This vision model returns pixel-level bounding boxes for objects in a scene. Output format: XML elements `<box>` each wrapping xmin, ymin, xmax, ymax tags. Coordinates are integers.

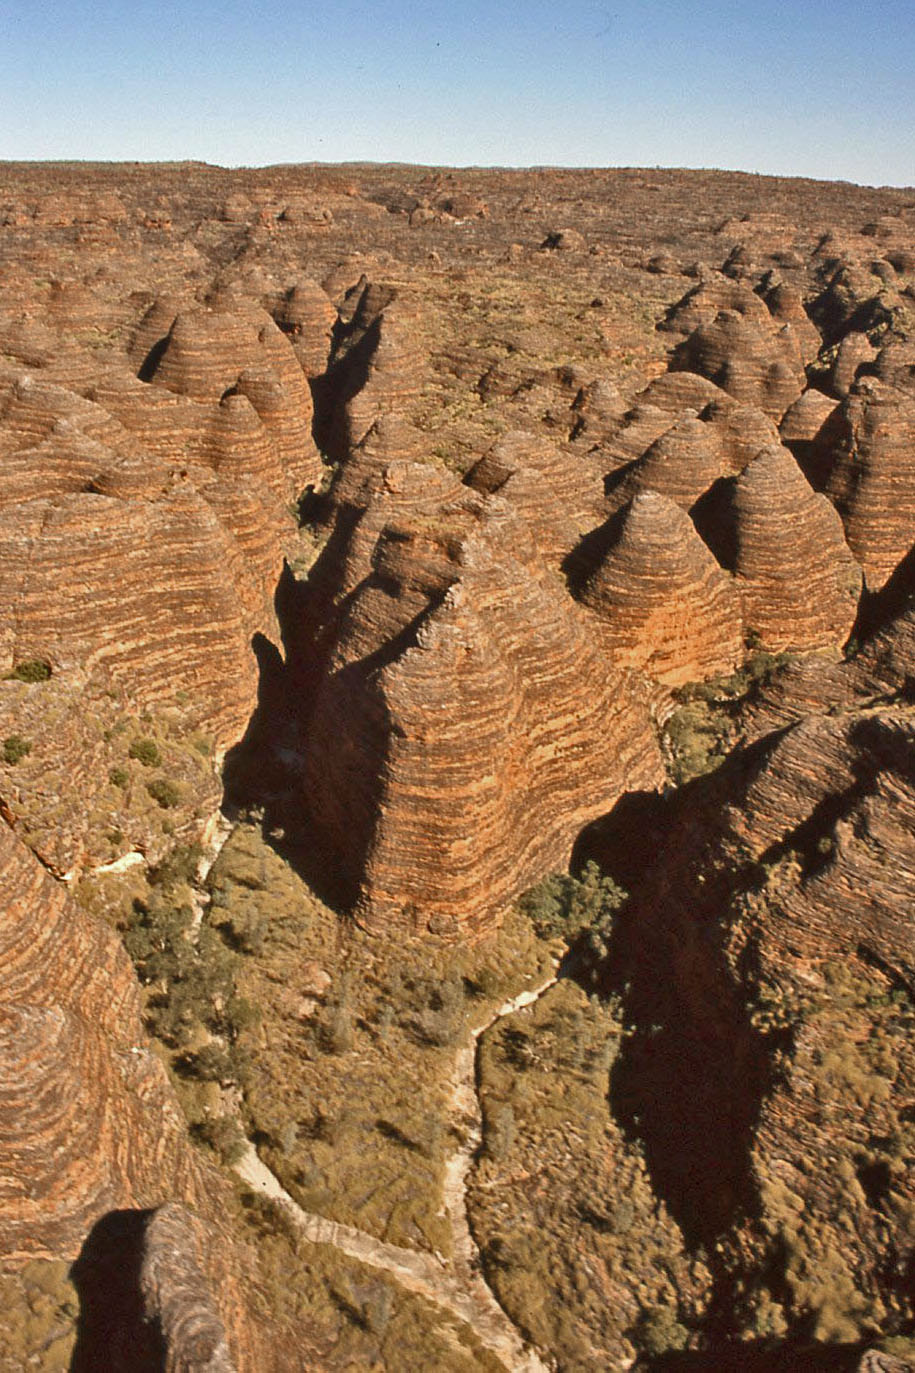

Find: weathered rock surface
<box><xmin>670</xmin><ymin>309</ymin><xmax>807</xmax><ymax>421</ymax></box>
<box><xmin>320</xmin><ymin>280</ymin><xmax>426</xmax><ymax>458</ymax></box>
<box><xmin>723</xmin><ymin>445</ymin><xmax>862</xmax><ymax>651</ymax></box>
<box><xmin>658</xmin><ymin>273</ymin><xmax>773</xmax><ymax>337</ymax></box>
<box><xmin>820</xmin><ymin>378</ymin><xmax>915</xmax><ymax>590</ymax></box>
<box><xmin>581</xmin><ymin>490</ymin><xmax>742</xmax><ymax>686</ymax></box>
<box><xmin>140</xmin><ymin>1205</ymin><xmax>236</xmax><ymax>1373</ymax></box>
<box><xmin>303</xmin><ymin>494</ymin><xmax>664</xmax><ymax>934</ymax></box>
<box><xmin>463</xmin><ymin>428</ymin><xmax>603</xmax><ymax>566</ymax></box>
<box><xmin>758</xmin><ymin>275</ymin><xmax>822</xmax><ymax>363</ymax></box>
<box><xmin>779</xmin><ymin>387</ymin><xmax>842</xmax><ymax>486</ymax></box>
<box><xmin>779</xmin><ymin>387</ymin><xmax>838</xmax><ymax>446</ymax></box>
<box><xmin>828</xmin><ymin>330</ymin><xmax>879</xmax><ymax>398</ymax></box>
<box><xmin>272</xmin><ymin>277</ymin><xmax>337</xmax><ymax>376</ymax></box>
<box><xmin>0</xmin><ymin>490</ymin><xmax>262</xmax><ymax>750</ymax></box>
<box><xmin>0</xmin><ymin>820</ymin><xmax>196</xmax><ymax>1255</ymax></box>
<box><xmin>2</xmin><ymin>158</ymin><xmax>915</xmax><ymax>1370</ymax></box>
<box><xmin>606</xmin><ymin>414</ymin><xmax>727</xmax><ymax>513</ymax></box>
<box><xmin>606</xmin><ymin>706</ymin><xmax>915</xmax><ymax>1343</ymax></box>
<box><xmin>0</xmin><ymin>821</ymin><xmax>258</xmax><ymax>1366</ymax></box>
<box><xmin>142</xmin><ymin>298</ymin><xmax>318</xmax><ymax>494</ymax></box>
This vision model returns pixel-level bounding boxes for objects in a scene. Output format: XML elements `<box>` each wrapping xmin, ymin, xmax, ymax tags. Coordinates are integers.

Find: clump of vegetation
<box><xmin>118</xmin><ymin>846</ymin><xmax>256</xmax><ymax>1079</ymax></box>
<box><xmin>519</xmin><ymin>859</ymin><xmax>626</xmax><ymax>957</ymax></box>
<box><xmin>2</xmin><ymin>734</ymin><xmax>31</xmax><ymax>765</ymax></box>
<box><xmin>146</xmin><ymin>776</ymin><xmax>182</xmax><ymax>809</ymax></box>
<box><xmin>6</xmin><ymin>658</ymin><xmax>51</xmax><ymax>683</ymax></box>
<box><xmin>109</xmin><ymin>765</ymin><xmax>129</xmax><ymax>789</ymax></box>
<box><xmin>663</xmin><ymin>649</ymin><xmax>795</xmax><ymax>784</ymax></box>
<box><xmin>635</xmin><ymin>1304</ymin><xmax>690</xmax><ymax>1356</ymax></box>
<box><xmin>664</xmin><ymin>697</ymin><xmax>732</xmax><ymax>784</ymax></box>
<box><xmin>128</xmin><ymin>735</ymin><xmax>162</xmax><ymax>767</ymax></box>
<box><xmin>190</xmin><ymin>1113</ymin><xmax>247</xmax><ymax>1165</ymax></box>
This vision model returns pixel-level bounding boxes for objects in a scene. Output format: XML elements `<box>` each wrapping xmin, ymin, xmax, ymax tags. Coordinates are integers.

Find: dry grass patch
<box><xmin>470</xmin><ymin>979</ymin><xmax>710</xmax><ymax>1368</ymax></box>
<box><xmin>0</xmin><ymin>1260</ymin><xmax>78</xmax><ymax>1372</ymax></box>
<box><xmin>208</xmin><ymin>821</ymin><xmax>551</xmax><ymax>1255</ymax></box>
<box><xmin>238</xmin><ymin>1189</ymin><xmax>504</xmax><ymax>1372</ymax></box>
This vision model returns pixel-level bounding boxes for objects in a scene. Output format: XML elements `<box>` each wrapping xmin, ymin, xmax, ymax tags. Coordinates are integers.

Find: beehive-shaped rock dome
<box><xmin>582</xmin><ymin>490</ymin><xmax>743</xmax><ymax>686</ymax></box>
<box><xmin>730</xmin><ymin>445</ymin><xmax>862</xmax><ymax>649</ymax></box>
<box><xmin>822</xmin><ymin>379</ymin><xmax>915</xmax><ymax>590</ymax></box>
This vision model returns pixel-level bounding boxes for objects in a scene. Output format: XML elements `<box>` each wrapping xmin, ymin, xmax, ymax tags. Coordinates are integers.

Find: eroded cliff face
<box><xmin>595</xmin><ymin>706</ymin><xmax>915</xmax><ymax>1347</ymax></box>
<box><xmin>0</xmin><ymin>820</ymin><xmax>267</xmax><ymax>1370</ymax></box>
<box><xmin>303</xmin><ymin>492</ymin><xmax>664</xmax><ymax>934</ymax></box>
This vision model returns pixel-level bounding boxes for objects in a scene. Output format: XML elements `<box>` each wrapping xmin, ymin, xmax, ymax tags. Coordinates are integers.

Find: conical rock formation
<box><xmin>671</xmin><ymin>310</ymin><xmax>806</xmax><ymax>421</ymax></box>
<box><xmin>302</xmin><ymin>496</ymin><xmax>664</xmax><ymax>935</ymax></box>
<box><xmin>821</xmin><ymin>378</ymin><xmax>915</xmax><ymax>590</ymax></box>
<box><xmin>582</xmin><ymin>490</ymin><xmax>743</xmax><ymax>686</ymax></box>
<box><xmin>728</xmin><ymin>445</ymin><xmax>862</xmax><ymax>650</ymax></box>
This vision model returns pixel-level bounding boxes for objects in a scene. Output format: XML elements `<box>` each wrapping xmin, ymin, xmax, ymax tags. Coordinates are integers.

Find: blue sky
<box><xmin>1</xmin><ymin>0</ymin><xmax>912</xmax><ymax>185</ymax></box>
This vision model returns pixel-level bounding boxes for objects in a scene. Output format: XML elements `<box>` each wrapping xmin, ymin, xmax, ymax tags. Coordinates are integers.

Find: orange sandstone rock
<box><xmin>303</xmin><ymin>495</ymin><xmax>663</xmax><ymax>935</ymax></box>
<box><xmin>727</xmin><ymin>445</ymin><xmax>862</xmax><ymax>650</ymax></box>
<box><xmin>670</xmin><ymin>309</ymin><xmax>807</xmax><ymax>422</ymax></box>
<box><xmin>581</xmin><ymin>490</ymin><xmax>742</xmax><ymax>686</ymax></box>
<box><xmin>821</xmin><ymin>378</ymin><xmax>915</xmax><ymax>590</ymax></box>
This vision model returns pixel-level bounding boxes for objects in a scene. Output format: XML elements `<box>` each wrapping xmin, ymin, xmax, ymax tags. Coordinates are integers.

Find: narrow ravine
<box><xmin>441</xmin><ymin>968</ymin><xmax>561</xmax><ymax>1289</ymax></box>
<box><xmin>233</xmin><ymin>963</ymin><xmax>563</xmax><ymax>1373</ymax></box>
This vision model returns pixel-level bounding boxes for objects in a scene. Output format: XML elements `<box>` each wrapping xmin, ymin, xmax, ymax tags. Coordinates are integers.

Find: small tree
<box><xmin>2</xmin><ymin>735</ymin><xmax>31</xmax><ymax>765</ymax></box>
<box><xmin>519</xmin><ymin>860</ymin><xmax>626</xmax><ymax>943</ymax></box>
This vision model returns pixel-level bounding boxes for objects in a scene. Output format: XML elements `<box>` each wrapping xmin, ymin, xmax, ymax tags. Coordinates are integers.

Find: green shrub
<box><xmin>146</xmin><ymin>777</ymin><xmax>181</xmax><ymax>809</ymax></box>
<box><xmin>191</xmin><ymin>1114</ymin><xmax>246</xmax><ymax>1164</ymax></box>
<box><xmin>178</xmin><ymin>1043</ymin><xmax>233</xmax><ymax>1082</ymax></box>
<box><xmin>2</xmin><ymin>735</ymin><xmax>31</xmax><ymax>765</ymax></box>
<box><xmin>109</xmin><ymin>766</ymin><xmax>129</xmax><ymax>789</ymax></box>
<box><xmin>635</xmin><ymin>1305</ymin><xmax>689</xmax><ymax>1356</ymax></box>
<box><xmin>7</xmin><ymin>659</ymin><xmax>51</xmax><ymax>683</ymax></box>
<box><xmin>519</xmin><ymin>860</ymin><xmax>626</xmax><ymax>947</ymax></box>
<box><xmin>129</xmin><ymin>736</ymin><xmax>162</xmax><ymax>767</ymax></box>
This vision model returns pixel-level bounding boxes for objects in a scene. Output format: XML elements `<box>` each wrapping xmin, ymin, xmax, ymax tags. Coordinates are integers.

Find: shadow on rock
<box><xmin>572</xmin><ymin>754</ymin><xmax>790</xmax><ymax>1265</ymax></box>
<box><xmin>70</xmin><ymin>1208</ymin><xmax>164</xmax><ymax>1373</ymax></box>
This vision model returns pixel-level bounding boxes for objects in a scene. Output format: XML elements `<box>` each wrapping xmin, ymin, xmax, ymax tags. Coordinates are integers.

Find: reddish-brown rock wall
<box><xmin>611</xmin><ymin>707</ymin><xmax>915</xmax><ymax>1336</ymax></box>
<box><xmin>821</xmin><ymin>378</ymin><xmax>915</xmax><ymax>590</ymax></box>
<box><xmin>581</xmin><ymin>490</ymin><xmax>743</xmax><ymax>686</ymax></box>
<box><xmin>726</xmin><ymin>445</ymin><xmax>862</xmax><ymax>651</ymax></box>
<box><xmin>0</xmin><ymin>491</ymin><xmax>261</xmax><ymax>749</ymax></box>
<box><xmin>670</xmin><ymin>309</ymin><xmax>807</xmax><ymax>421</ymax></box>
<box><xmin>303</xmin><ymin>495</ymin><xmax>664</xmax><ymax>934</ymax></box>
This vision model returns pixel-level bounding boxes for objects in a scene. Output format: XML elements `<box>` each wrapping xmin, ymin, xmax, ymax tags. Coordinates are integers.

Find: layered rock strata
<box><xmin>724</xmin><ymin>445</ymin><xmax>862</xmax><ymax>651</ymax></box>
<box><xmin>827</xmin><ymin>330</ymin><xmax>878</xmax><ymax>398</ymax></box>
<box><xmin>820</xmin><ymin>378</ymin><xmax>915</xmax><ymax>590</ymax></box>
<box><xmin>0</xmin><ymin>823</ymin><xmax>188</xmax><ymax>1244</ymax></box>
<box><xmin>606</xmin><ymin>415</ymin><xmax>726</xmax><ymax>513</ymax></box>
<box><xmin>758</xmin><ymin>276</ymin><xmax>822</xmax><ymax>363</ymax></box>
<box><xmin>272</xmin><ymin>278</ymin><xmax>337</xmax><ymax>377</ymax></box>
<box><xmin>612</xmin><ymin>708</ymin><xmax>915</xmax><ymax>1338</ymax></box>
<box><xmin>302</xmin><ymin>494</ymin><xmax>664</xmax><ymax>934</ymax></box>
<box><xmin>0</xmin><ymin>491</ymin><xmax>261</xmax><ymax>749</ymax></box>
<box><xmin>320</xmin><ymin>281</ymin><xmax>426</xmax><ymax>458</ymax></box>
<box><xmin>142</xmin><ymin>299</ymin><xmax>318</xmax><ymax>494</ymax></box>
<box><xmin>659</xmin><ymin>274</ymin><xmax>773</xmax><ymax>337</ymax></box>
<box><xmin>463</xmin><ymin>428</ymin><xmax>604</xmax><ymax>566</ymax></box>
<box><xmin>581</xmin><ymin>491</ymin><xmax>743</xmax><ymax>686</ymax></box>
<box><xmin>0</xmin><ymin>821</ymin><xmax>261</xmax><ymax>1365</ymax></box>
<box><xmin>670</xmin><ymin>309</ymin><xmax>807</xmax><ymax>421</ymax></box>
<box><xmin>139</xmin><ymin>1205</ymin><xmax>236</xmax><ymax>1373</ymax></box>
